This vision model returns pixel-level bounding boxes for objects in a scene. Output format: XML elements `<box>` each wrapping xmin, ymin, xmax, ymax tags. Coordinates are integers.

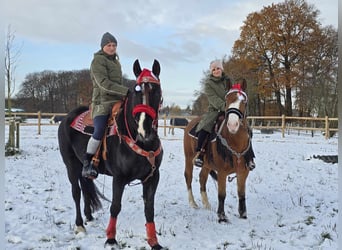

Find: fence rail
<box><xmin>5</xmin><ymin>112</ymin><xmax>338</xmax><ymax>139</ymax></box>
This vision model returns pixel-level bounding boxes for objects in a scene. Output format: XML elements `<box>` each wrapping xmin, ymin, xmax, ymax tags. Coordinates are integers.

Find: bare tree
<box><xmin>5</xmin><ymin>25</ymin><xmax>22</xmax><ymax>154</ymax></box>
<box><xmin>5</xmin><ymin>25</ymin><xmax>22</xmax><ymax>113</ymax></box>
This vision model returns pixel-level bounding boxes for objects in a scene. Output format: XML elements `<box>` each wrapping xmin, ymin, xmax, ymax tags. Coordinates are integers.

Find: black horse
<box><xmin>58</xmin><ymin>59</ymin><xmax>164</xmax><ymax>249</ymax></box>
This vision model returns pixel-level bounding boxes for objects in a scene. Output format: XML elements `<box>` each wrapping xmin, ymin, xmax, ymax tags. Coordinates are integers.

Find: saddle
<box><xmin>188</xmin><ymin>113</ymin><xmax>225</xmax><ymax>142</ymax></box>
<box><xmin>70</xmin><ymin>101</ymin><xmax>123</xmax><ymax>167</ymax></box>
<box><xmin>70</xmin><ymin>101</ymin><xmax>122</xmax><ymax>136</ymax></box>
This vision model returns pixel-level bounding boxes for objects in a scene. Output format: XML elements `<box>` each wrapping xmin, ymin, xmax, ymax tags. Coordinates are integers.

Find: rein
<box><xmin>217</xmin><ymin>117</ymin><xmax>251</xmax><ymax>166</ymax></box>
<box><xmin>217</xmin><ymin>132</ymin><xmax>251</xmax><ymax>164</ymax></box>
<box><xmin>122</xmin><ymin>135</ymin><xmax>162</xmax><ymax>185</ymax></box>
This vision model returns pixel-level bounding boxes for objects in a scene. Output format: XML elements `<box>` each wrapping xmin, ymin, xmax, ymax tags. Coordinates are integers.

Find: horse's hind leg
<box><xmin>65</xmin><ymin>162</ymin><xmax>86</xmax><ymax>233</ymax></box>
<box><xmin>184</xmin><ymin>155</ymin><xmax>198</xmax><ymax>208</ymax></box>
<box><xmin>105</xmin><ymin>179</ymin><xmax>125</xmax><ymax>247</ymax></box>
<box><xmin>199</xmin><ymin>166</ymin><xmax>211</xmax><ymax>210</ymax></box>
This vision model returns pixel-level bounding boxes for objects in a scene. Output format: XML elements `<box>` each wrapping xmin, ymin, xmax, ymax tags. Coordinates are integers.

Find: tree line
<box><xmin>192</xmin><ymin>0</ymin><xmax>337</xmax><ymax>118</ymax></box>
<box><xmin>10</xmin><ymin>0</ymin><xmax>337</xmax><ymax>119</ymax></box>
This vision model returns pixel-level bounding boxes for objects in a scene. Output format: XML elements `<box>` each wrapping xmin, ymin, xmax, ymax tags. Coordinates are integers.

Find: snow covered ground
<box><xmin>5</xmin><ymin>122</ymin><xmax>338</xmax><ymax>249</ymax></box>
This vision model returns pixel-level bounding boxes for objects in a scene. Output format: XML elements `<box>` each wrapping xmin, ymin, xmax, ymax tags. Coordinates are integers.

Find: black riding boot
<box><xmin>193</xmin><ymin>130</ymin><xmax>209</xmax><ymax>167</ymax></box>
<box><xmin>82</xmin><ymin>153</ymin><xmax>98</xmax><ymax>179</ymax></box>
<box><xmin>245</xmin><ymin>142</ymin><xmax>256</xmax><ymax>171</ymax></box>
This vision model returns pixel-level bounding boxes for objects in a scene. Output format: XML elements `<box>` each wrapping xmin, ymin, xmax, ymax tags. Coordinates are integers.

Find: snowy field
<box><xmin>5</xmin><ymin>122</ymin><xmax>338</xmax><ymax>250</ymax></box>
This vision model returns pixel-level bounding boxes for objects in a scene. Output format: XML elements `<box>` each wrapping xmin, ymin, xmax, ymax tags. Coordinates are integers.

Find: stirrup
<box><xmin>192</xmin><ymin>152</ymin><xmax>204</xmax><ymax>167</ymax></box>
<box><xmin>82</xmin><ymin>161</ymin><xmax>98</xmax><ymax>179</ymax></box>
<box><xmin>194</xmin><ymin>158</ymin><xmax>203</xmax><ymax>167</ymax></box>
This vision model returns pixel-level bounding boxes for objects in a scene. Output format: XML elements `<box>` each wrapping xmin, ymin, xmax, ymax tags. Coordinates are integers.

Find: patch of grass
<box><xmin>304</xmin><ymin>215</ymin><xmax>315</xmax><ymax>225</ymax></box>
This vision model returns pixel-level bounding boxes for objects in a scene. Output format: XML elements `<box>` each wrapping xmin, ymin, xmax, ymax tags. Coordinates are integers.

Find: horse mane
<box><xmin>208</xmin><ymin>135</ymin><xmax>234</xmax><ymax>167</ymax></box>
<box><xmin>217</xmin><ymin>135</ymin><xmax>234</xmax><ymax>166</ymax></box>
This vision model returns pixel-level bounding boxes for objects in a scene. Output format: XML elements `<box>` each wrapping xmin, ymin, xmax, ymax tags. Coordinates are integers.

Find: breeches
<box><xmin>92</xmin><ymin>114</ymin><xmax>109</xmax><ymax>140</ymax></box>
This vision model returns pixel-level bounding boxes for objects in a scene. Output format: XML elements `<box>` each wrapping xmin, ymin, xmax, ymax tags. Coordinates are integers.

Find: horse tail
<box><xmin>80</xmin><ymin>178</ymin><xmax>102</xmax><ymax>212</ymax></box>
<box><xmin>209</xmin><ymin>170</ymin><xmax>218</xmax><ymax>181</ymax></box>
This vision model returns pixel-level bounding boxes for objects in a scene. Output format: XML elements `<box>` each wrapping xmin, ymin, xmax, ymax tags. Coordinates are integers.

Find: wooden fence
<box><xmin>5</xmin><ymin>112</ymin><xmax>338</xmax><ymax>139</ymax></box>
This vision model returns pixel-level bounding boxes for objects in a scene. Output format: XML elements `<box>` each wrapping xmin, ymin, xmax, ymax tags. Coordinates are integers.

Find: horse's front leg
<box><xmin>236</xmin><ymin>163</ymin><xmax>249</xmax><ymax>219</ymax></box>
<box><xmin>105</xmin><ymin>178</ymin><xmax>125</xmax><ymax>247</ymax></box>
<box><xmin>217</xmin><ymin>172</ymin><xmax>228</xmax><ymax>223</ymax></box>
<box><xmin>143</xmin><ymin>171</ymin><xmax>164</xmax><ymax>250</ymax></box>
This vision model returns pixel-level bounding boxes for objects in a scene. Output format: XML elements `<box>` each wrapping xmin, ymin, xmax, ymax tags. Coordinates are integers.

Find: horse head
<box><xmin>124</xmin><ymin>59</ymin><xmax>162</xmax><ymax>142</ymax></box>
<box><xmin>224</xmin><ymin>79</ymin><xmax>248</xmax><ymax>134</ymax></box>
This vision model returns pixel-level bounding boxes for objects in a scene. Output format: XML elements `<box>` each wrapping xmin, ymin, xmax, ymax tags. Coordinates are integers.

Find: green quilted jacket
<box><xmin>90</xmin><ymin>50</ymin><xmax>129</xmax><ymax>118</ymax></box>
<box><xmin>196</xmin><ymin>74</ymin><xmax>229</xmax><ymax>133</ymax></box>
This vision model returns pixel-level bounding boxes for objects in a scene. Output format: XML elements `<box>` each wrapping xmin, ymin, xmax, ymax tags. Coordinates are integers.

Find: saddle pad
<box><xmin>70</xmin><ymin>110</ymin><xmax>117</xmax><ymax>136</ymax></box>
<box><xmin>188</xmin><ymin>122</ymin><xmax>216</xmax><ymax>142</ymax></box>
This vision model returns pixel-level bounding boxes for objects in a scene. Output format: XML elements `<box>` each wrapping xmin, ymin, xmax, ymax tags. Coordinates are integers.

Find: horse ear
<box><xmin>133</xmin><ymin>59</ymin><xmax>142</xmax><ymax>77</ymax></box>
<box><xmin>226</xmin><ymin>78</ymin><xmax>232</xmax><ymax>90</ymax></box>
<box><xmin>152</xmin><ymin>59</ymin><xmax>160</xmax><ymax>78</ymax></box>
<box><xmin>241</xmin><ymin>79</ymin><xmax>247</xmax><ymax>91</ymax></box>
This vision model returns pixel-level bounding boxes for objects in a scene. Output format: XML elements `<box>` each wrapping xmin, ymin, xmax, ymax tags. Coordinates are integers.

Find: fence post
<box><xmin>163</xmin><ymin>114</ymin><xmax>167</xmax><ymax>137</ymax></box>
<box><xmin>281</xmin><ymin>115</ymin><xmax>285</xmax><ymax>138</ymax></box>
<box><xmin>325</xmin><ymin>116</ymin><xmax>329</xmax><ymax>139</ymax></box>
<box><xmin>16</xmin><ymin>122</ymin><xmax>20</xmax><ymax>148</ymax></box>
<box><xmin>8</xmin><ymin>120</ymin><xmax>15</xmax><ymax>148</ymax></box>
<box><xmin>38</xmin><ymin>111</ymin><xmax>41</xmax><ymax>135</ymax></box>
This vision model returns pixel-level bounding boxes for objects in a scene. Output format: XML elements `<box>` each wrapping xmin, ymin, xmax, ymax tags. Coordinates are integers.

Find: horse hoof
<box><xmin>74</xmin><ymin>225</ymin><xmax>86</xmax><ymax>234</ymax></box>
<box><xmin>189</xmin><ymin>201</ymin><xmax>199</xmax><ymax>209</ymax></box>
<box><xmin>151</xmin><ymin>244</ymin><xmax>164</xmax><ymax>250</ymax></box>
<box><xmin>240</xmin><ymin>213</ymin><xmax>247</xmax><ymax>219</ymax></box>
<box><xmin>203</xmin><ymin>203</ymin><xmax>211</xmax><ymax>210</ymax></box>
<box><xmin>218</xmin><ymin>214</ymin><xmax>228</xmax><ymax>223</ymax></box>
<box><xmin>104</xmin><ymin>238</ymin><xmax>119</xmax><ymax>248</ymax></box>
<box><xmin>218</xmin><ymin>217</ymin><xmax>228</xmax><ymax>223</ymax></box>
<box><xmin>239</xmin><ymin>209</ymin><xmax>247</xmax><ymax>219</ymax></box>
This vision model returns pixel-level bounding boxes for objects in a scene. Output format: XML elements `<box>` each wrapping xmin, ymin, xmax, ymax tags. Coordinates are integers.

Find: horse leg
<box><xmin>199</xmin><ymin>166</ymin><xmax>211</xmax><ymax>209</ymax></box>
<box><xmin>216</xmin><ymin>172</ymin><xmax>228</xmax><ymax>223</ymax></box>
<box><xmin>65</xmin><ymin>161</ymin><xmax>86</xmax><ymax>233</ymax></box>
<box><xmin>143</xmin><ymin>172</ymin><xmax>163</xmax><ymax>250</ymax></box>
<box><xmin>105</xmin><ymin>179</ymin><xmax>125</xmax><ymax>246</ymax></box>
<box><xmin>79</xmin><ymin>178</ymin><xmax>95</xmax><ymax>222</ymax></box>
<box><xmin>184</xmin><ymin>154</ymin><xmax>198</xmax><ymax>208</ymax></box>
<box><xmin>236</xmin><ymin>164</ymin><xmax>249</xmax><ymax>219</ymax></box>
<box><xmin>70</xmin><ymin>180</ymin><xmax>85</xmax><ymax>233</ymax></box>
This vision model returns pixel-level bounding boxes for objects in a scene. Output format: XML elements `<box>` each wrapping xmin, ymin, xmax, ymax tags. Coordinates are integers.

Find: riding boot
<box><xmin>247</xmin><ymin>159</ymin><xmax>256</xmax><ymax>171</ymax></box>
<box><xmin>82</xmin><ymin>153</ymin><xmax>98</xmax><ymax>179</ymax></box>
<box><xmin>82</xmin><ymin>137</ymin><xmax>101</xmax><ymax>179</ymax></box>
<box><xmin>193</xmin><ymin>130</ymin><xmax>209</xmax><ymax>167</ymax></box>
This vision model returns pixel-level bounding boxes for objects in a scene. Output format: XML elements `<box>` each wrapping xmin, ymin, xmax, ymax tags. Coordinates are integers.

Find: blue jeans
<box><xmin>92</xmin><ymin>115</ymin><xmax>109</xmax><ymax>140</ymax></box>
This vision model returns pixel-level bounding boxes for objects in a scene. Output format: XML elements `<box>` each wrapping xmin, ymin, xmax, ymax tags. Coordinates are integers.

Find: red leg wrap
<box><xmin>106</xmin><ymin>217</ymin><xmax>117</xmax><ymax>239</ymax></box>
<box><xmin>146</xmin><ymin>222</ymin><xmax>159</xmax><ymax>246</ymax></box>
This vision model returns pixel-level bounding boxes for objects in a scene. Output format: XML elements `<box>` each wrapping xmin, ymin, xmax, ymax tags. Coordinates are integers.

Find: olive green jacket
<box><xmin>196</xmin><ymin>74</ymin><xmax>229</xmax><ymax>133</ymax></box>
<box><xmin>90</xmin><ymin>50</ymin><xmax>129</xmax><ymax>118</ymax></box>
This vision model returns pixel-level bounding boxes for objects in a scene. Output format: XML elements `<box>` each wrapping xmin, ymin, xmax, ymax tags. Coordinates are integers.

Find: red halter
<box><xmin>136</xmin><ymin>68</ymin><xmax>160</xmax><ymax>85</ymax></box>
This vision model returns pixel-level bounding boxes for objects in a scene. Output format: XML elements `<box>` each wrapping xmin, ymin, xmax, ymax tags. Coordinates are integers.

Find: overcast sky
<box><xmin>4</xmin><ymin>0</ymin><xmax>338</xmax><ymax>109</ymax></box>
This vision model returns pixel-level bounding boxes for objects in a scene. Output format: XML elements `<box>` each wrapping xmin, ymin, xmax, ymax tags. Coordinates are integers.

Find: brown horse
<box><xmin>183</xmin><ymin>79</ymin><xmax>252</xmax><ymax>222</ymax></box>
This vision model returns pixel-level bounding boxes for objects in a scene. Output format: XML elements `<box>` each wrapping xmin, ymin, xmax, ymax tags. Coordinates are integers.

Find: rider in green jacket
<box><xmin>193</xmin><ymin>59</ymin><xmax>228</xmax><ymax>167</ymax></box>
<box><xmin>82</xmin><ymin>32</ymin><xmax>129</xmax><ymax>179</ymax></box>
<box><xmin>193</xmin><ymin>59</ymin><xmax>256</xmax><ymax>170</ymax></box>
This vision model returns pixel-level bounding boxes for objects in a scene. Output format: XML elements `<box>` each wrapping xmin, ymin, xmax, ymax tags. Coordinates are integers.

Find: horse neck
<box><xmin>116</xmin><ymin>105</ymin><xmax>159</xmax><ymax>150</ymax></box>
<box><xmin>223</xmin><ymin>121</ymin><xmax>249</xmax><ymax>152</ymax></box>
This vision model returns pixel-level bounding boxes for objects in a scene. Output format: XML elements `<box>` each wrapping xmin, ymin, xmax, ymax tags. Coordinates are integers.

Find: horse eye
<box><xmin>135</xmin><ymin>85</ymin><xmax>142</xmax><ymax>92</ymax></box>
